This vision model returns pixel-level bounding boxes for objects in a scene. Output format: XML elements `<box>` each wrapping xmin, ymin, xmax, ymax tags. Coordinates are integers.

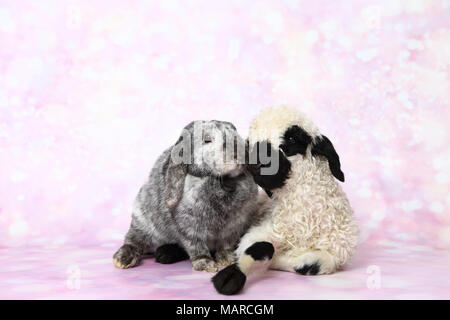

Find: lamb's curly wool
<box><xmin>212</xmin><ymin>106</ymin><xmax>359</xmax><ymax>295</ymax></box>
<box><xmin>248</xmin><ymin>106</ymin><xmax>321</xmax><ymax>148</ymax></box>
<box><xmin>270</xmin><ymin>155</ymin><xmax>358</xmax><ymax>268</ymax></box>
<box><xmin>249</xmin><ymin>105</ymin><xmax>358</xmax><ymax>270</ymax></box>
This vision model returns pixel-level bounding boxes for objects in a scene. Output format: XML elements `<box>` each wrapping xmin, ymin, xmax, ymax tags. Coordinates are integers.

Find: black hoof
<box><xmin>212</xmin><ymin>264</ymin><xmax>246</xmax><ymax>295</ymax></box>
<box><xmin>155</xmin><ymin>244</ymin><xmax>189</xmax><ymax>264</ymax></box>
<box><xmin>294</xmin><ymin>262</ymin><xmax>320</xmax><ymax>275</ymax></box>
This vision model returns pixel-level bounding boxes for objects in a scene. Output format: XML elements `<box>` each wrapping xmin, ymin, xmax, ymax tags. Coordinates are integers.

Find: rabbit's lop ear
<box><xmin>164</xmin><ymin>136</ymin><xmax>190</xmax><ymax>209</ymax></box>
<box><xmin>311</xmin><ymin>135</ymin><xmax>345</xmax><ymax>182</ymax></box>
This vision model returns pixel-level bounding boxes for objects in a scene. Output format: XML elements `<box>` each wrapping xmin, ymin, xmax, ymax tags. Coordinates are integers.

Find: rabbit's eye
<box><xmin>288</xmin><ymin>136</ymin><xmax>296</xmax><ymax>144</ymax></box>
<box><xmin>204</xmin><ymin>134</ymin><xmax>213</xmax><ymax>144</ymax></box>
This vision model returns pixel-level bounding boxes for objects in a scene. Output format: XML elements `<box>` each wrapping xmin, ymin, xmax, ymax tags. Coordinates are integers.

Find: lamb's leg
<box><xmin>212</xmin><ymin>221</ymin><xmax>274</xmax><ymax>295</ymax></box>
<box><xmin>270</xmin><ymin>250</ymin><xmax>337</xmax><ymax>275</ymax></box>
<box><xmin>113</xmin><ymin>224</ymin><xmax>149</xmax><ymax>269</ymax></box>
<box><xmin>270</xmin><ymin>222</ymin><xmax>358</xmax><ymax>275</ymax></box>
<box><xmin>212</xmin><ymin>241</ymin><xmax>274</xmax><ymax>295</ymax></box>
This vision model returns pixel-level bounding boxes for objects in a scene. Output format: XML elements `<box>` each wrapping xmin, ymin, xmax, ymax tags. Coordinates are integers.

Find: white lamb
<box><xmin>212</xmin><ymin>106</ymin><xmax>359</xmax><ymax>295</ymax></box>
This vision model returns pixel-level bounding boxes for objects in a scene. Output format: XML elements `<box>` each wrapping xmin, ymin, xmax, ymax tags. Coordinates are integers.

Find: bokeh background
<box><xmin>0</xmin><ymin>0</ymin><xmax>449</xmax><ymax>299</ymax></box>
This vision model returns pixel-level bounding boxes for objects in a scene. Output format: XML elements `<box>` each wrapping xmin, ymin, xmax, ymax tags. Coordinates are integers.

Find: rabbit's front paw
<box><xmin>113</xmin><ymin>244</ymin><xmax>142</xmax><ymax>269</ymax></box>
<box><xmin>215</xmin><ymin>250</ymin><xmax>235</xmax><ymax>267</ymax></box>
<box><xmin>192</xmin><ymin>258</ymin><xmax>219</xmax><ymax>273</ymax></box>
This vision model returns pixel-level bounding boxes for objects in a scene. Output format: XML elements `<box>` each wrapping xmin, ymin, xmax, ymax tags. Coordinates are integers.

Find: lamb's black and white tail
<box><xmin>212</xmin><ymin>241</ymin><xmax>274</xmax><ymax>295</ymax></box>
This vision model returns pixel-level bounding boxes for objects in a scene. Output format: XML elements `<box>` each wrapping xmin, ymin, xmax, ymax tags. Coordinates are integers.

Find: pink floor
<box><xmin>1</xmin><ymin>0</ymin><xmax>449</xmax><ymax>300</ymax></box>
<box><xmin>1</xmin><ymin>241</ymin><xmax>449</xmax><ymax>300</ymax></box>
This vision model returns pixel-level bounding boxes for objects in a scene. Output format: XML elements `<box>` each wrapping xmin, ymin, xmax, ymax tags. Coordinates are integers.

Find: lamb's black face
<box><xmin>247</xmin><ymin>141</ymin><xmax>291</xmax><ymax>197</ymax></box>
<box><xmin>247</xmin><ymin>125</ymin><xmax>313</xmax><ymax>195</ymax></box>
<box><xmin>247</xmin><ymin>124</ymin><xmax>345</xmax><ymax>195</ymax></box>
<box><xmin>279</xmin><ymin>125</ymin><xmax>312</xmax><ymax>157</ymax></box>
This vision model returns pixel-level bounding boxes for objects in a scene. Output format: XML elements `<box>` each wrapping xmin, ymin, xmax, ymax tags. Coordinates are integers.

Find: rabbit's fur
<box><xmin>113</xmin><ymin>120</ymin><xmax>258</xmax><ymax>272</ymax></box>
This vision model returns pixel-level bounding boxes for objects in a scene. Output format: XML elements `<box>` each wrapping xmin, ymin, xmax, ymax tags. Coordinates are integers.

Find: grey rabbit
<box><xmin>113</xmin><ymin>120</ymin><xmax>258</xmax><ymax>272</ymax></box>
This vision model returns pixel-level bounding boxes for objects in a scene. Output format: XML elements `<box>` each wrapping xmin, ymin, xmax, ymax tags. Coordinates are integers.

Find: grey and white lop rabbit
<box><xmin>113</xmin><ymin>120</ymin><xmax>258</xmax><ymax>272</ymax></box>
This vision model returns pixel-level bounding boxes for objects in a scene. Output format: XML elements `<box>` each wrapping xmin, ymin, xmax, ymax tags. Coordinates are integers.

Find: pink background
<box><xmin>0</xmin><ymin>0</ymin><xmax>449</xmax><ymax>299</ymax></box>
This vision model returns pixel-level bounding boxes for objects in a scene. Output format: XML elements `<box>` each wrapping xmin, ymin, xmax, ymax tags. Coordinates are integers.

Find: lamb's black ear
<box><xmin>311</xmin><ymin>135</ymin><xmax>345</xmax><ymax>182</ymax></box>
